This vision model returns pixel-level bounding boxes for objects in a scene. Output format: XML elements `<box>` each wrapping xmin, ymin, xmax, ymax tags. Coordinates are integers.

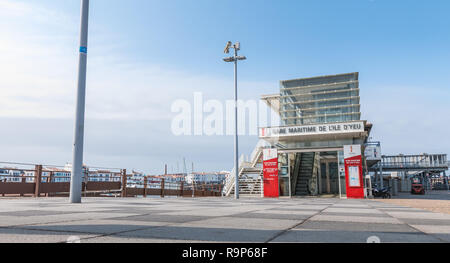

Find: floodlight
<box><xmin>234</xmin><ymin>42</ymin><xmax>240</xmax><ymax>51</ymax></box>
<box><xmin>224</xmin><ymin>41</ymin><xmax>232</xmax><ymax>54</ymax></box>
<box><xmin>223</xmin><ymin>57</ymin><xmax>235</xmax><ymax>62</ymax></box>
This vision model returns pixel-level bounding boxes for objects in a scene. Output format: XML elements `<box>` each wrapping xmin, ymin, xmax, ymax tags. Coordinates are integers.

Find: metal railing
<box><xmin>223</xmin><ymin>140</ymin><xmax>267</xmax><ymax>196</ymax></box>
<box><xmin>373</xmin><ymin>154</ymin><xmax>448</xmax><ymax>171</ymax></box>
<box><xmin>223</xmin><ymin>154</ymin><xmax>246</xmax><ymax>197</ymax></box>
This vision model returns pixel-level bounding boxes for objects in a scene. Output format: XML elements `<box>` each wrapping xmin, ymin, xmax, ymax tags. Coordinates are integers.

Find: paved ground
<box><xmin>0</xmin><ymin>196</ymin><xmax>449</xmax><ymax>243</ymax></box>
<box><xmin>378</xmin><ymin>191</ymin><xmax>450</xmax><ymax>214</ymax></box>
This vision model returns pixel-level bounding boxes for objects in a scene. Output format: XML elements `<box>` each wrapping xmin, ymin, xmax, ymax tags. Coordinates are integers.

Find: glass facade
<box><xmin>262</xmin><ymin>73</ymin><xmax>370</xmax><ymax>198</ymax></box>
<box><xmin>280</xmin><ymin>73</ymin><xmax>360</xmax><ymax>126</ymax></box>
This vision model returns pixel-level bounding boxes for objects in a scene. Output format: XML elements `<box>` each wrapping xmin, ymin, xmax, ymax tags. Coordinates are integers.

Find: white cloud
<box><xmin>0</xmin><ymin>1</ymin><xmax>273</xmax><ymax>172</ymax></box>
<box><xmin>0</xmin><ymin>0</ymin><xmax>76</xmax><ymax>28</ymax></box>
<box><xmin>0</xmin><ymin>0</ymin><xmax>273</xmax><ymax>121</ymax></box>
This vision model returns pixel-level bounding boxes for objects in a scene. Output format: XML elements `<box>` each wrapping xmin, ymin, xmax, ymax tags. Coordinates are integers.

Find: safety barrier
<box><xmin>0</xmin><ymin>163</ymin><xmax>222</xmax><ymax>198</ymax></box>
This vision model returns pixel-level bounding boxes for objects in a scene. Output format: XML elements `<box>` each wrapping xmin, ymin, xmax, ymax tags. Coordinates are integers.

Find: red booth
<box><xmin>263</xmin><ymin>148</ymin><xmax>279</xmax><ymax>198</ymax></box>
<box><xmin>344</xmin><ymin>145</ymin><xmax>365</xmax><ymax>199</ymax></box>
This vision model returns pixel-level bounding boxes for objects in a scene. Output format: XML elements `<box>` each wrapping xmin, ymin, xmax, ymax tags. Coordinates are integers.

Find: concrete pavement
<box><xmin>0</xmin><ymin>197</ymin><xmax>448</xmax><ymax>243</ymax></box>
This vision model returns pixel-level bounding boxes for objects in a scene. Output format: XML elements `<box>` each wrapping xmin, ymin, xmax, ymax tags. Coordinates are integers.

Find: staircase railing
<box><xmin>223</xmin><ymin>140</ymin><xmax>268</xmax><ymax>196</ymax></box>
<box><xmin>223</xmin><ymin>154</ymin><xmax>246</xmax><ymax>196</ymax></box>
<box><xmin>250</xmin><ymin>140</ymin><xmax>269</xmax><ymax>167</ymax></box>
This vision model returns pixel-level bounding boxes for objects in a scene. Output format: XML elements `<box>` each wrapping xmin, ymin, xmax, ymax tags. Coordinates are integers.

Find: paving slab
<box><xmin>382</xmin><ymin>211</ymin><xmax>450</xmax><ymax>220</ymax></box>
<box><xmin>231</xmin><ymin>212</ymin><xmax>312</xmax><ymax>221</ymax></box>
<box><xmin>0</xmin><ymin>227</ymin><xmax>97</xmax><ymax>243</ymax></box>
<box><xmin>270</xmin><ymin>229</ymin><xmax>442</xmax><ymax>243</ymax></box>
<box><xmin>323</xmin><ymin>207</ymin><xmax>384</xmax><ymax>214</ymax></box>
<box><xmin>409</xmin><ymin>225</ymin><xmax>450</xmax><ymax>242</ymax></box>
<box><xmin>110</xmin><ymin>214</ymin><xmax>214</xmax><ymax>224</ymax></box>
<box><xmin>0</xmin><ymin>212</ymin><xmax>141</xmax><ymax>227</ymax></box>
<box><xmin>308</xmin><ymin>214</ymin><xmax>404</xmax><ymax>224</ymax></box>
<box><xmin>294</xmin><ymin>221</ymin><xmax>420</xmax><ymax>233</ymax></box>
<box><xmin>114</xmin><ymin>225</ymin><xmax>283</xmax><ymax>243</ymax></box>
<box><xmin>0</xmin><ymin>197</ymin><xmax>448</xmax><ymax>243</ymax></box>
<box><xmin>83</xmin><ymin>236</ymin><xmax>216</xmax><ymax>243</ymax></box>
<box><xmin>13</xmin><ymin>219</ymin><xmax>167</xmax><ymax>235</ymax></box>
<box><xmin>178</xmin><ymin>217</ymin><xmax>300</xmax><ymax>231</ymax></box>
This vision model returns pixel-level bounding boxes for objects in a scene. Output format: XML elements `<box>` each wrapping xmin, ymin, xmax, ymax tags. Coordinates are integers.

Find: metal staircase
<box><xmin>223</xmin><ymin>140</ymin><xmax>268</xmax><ymax>197</ymax></box>
<box><xmin>294</xmin><ymin>152</ymin><xmax>315</xmax><ymax>196</ymax></box>
<box><xmin>229</xmin><ymin>169</ymin><xmax>263</xmax><ymax>196</ymax></box>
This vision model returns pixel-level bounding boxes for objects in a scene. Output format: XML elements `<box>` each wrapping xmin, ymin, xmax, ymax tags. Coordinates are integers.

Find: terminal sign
<box><xmin>263</xmin><ymin>149</ymin><xmax>279</xmax><ymax>198</ymax></box>
<box><xmin>344</xmin><ymin>145</ymin><xmax>365</xmax><ymax>199</ymax></box>
<box><xmin>365</xmin><ymin>144</ymin><xmax>382</xmax><ymax>161</ymax></box>
<box><xmin>260</xmin><ymin>121</ymin><xmax>365</xmax><ymax>138</ymax></box>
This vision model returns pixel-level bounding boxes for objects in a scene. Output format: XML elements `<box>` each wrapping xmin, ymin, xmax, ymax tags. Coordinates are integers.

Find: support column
<box><xmin>34</xmin><ymin>165</ymin><xmax>42</xmax><ymax>198</ymax></box>
<box><xmin>161</xmin><ymin>179</ymin><xmax>165</xmax><ymax>198</ymax></box>
<box><xmin>143</xmin><ymin>176</ymin><xmax>148</xmax><ymax>198</ymax></box>
<box><xmin>326</xmin><ymin>162</ymin><xmax>331</xmax><ymax>194</ymax></box>
<box><xmin>121</xmin><ymin>169</ymin><xmax>127</xmax><ymax>198</ymax></box>
<box><xmin>47</xmin><ymin>172</ymin><xmax>53</xmax><ymax>197</ymax></box>
<box><xmin>379</xmin><ymin>163</ymin><xmax>384</xmax><ymax>188</ymax></box>
<box><xmin>444</xmin><ymin>171</ymin><xmax>449</xmax><ymax>191</ymax></box>
<box><xmin>318</xmin><ymin>158</ymin><xmax>322</xmax><ymax>195</ymax></box>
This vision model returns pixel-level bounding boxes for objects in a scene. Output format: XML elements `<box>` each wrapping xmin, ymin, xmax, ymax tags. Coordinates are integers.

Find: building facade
<box><xmin>186</xmin><ymin>172</ymin><xmax>228</xmax><ymax>184</ymax></box>
<box><xmin>259</xmin><ymin>73</ymin><xmax>372</xmax><ymax>198</ymax></box>
<box><xmin>0</xmin><ymin>168</ymin><xmax>24</xmax><ymax>182</ymax></box>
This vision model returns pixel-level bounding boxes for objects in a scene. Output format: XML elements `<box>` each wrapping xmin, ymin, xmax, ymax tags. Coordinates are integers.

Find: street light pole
<box><xmin>233</xmin><ymin>48</ymin><xmax>239</xmax><ymax>200</ymax></box>
<box><xmin>70</xmin><ymin>0</ymin><xmax>90</xmax><ymax>204</ymax></box>
<box><xmin>223</xmin><ymin>42</ymin><xmax>246</xmax><ymax>200</ymax></box>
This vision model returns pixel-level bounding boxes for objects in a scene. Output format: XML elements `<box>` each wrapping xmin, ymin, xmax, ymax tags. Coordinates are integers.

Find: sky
<box><xmin>0</xmin><ymin>0</ymin><xmax>449</xmax><ymax>174</ymax></box>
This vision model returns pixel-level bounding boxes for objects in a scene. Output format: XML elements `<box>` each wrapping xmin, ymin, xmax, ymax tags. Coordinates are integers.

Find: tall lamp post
<box><xmin>223</xmin><ymin>41</ymin><xmax>246</xmax><ymax>199</ymax></box>
<box><xmin>70</xmin><ymin>0</ymin><xmax>90</xmax><ymax>203</ymax></box>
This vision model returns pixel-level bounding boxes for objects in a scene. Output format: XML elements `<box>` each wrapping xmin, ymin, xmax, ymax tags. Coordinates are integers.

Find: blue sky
<box><xmin>0</xmin><ymin>0</ymin><xmax>449</xmax><ymax>173</ymax></box>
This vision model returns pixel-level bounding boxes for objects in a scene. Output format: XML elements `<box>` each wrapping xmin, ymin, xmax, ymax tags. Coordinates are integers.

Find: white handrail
<box><xmin>223</xmin><ymin>140</ymin><xmax>268</xmax><ymax>196</ymax></box>
<box><xmin>223</xmin><ymin>154</ymin><xmax>246</xmax><ymax>196</ymax></box>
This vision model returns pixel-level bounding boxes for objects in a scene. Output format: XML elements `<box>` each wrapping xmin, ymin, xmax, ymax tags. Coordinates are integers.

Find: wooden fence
<box><xmin>0</xmin><ymin>166</ymin><xmax>222</xmax><ymax>198</ymax></box>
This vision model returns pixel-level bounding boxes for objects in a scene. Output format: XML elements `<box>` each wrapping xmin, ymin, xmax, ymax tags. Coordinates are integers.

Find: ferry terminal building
<box><xmin>223</xmin><ymin>72</ymin><xmax>448</xmax><ymax>199</ymax></box>
<box><xmin>259</xmin><ymin>72</ymin><xmax>370</xmax><ymax>198</ymax></box>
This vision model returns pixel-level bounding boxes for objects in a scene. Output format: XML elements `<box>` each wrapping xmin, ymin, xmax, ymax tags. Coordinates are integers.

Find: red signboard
<box><xmin>344</xmin><ymin>145</ymin><xmax>365</xmax><ymax>199</ymax></box>
<box><xmin>263</xmin><ymin>149</ymin><xmax>279</xmax><ymax>198</ymax></box>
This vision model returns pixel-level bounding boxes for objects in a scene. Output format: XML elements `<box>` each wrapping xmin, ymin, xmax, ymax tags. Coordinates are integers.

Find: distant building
<box><xmin>0</xmin><ymin>168</ymin><xmax>24</xmax><ymax>182</ymax></box>
<box><xmin>127</xmin><ymin>171</ymin><xmax>146</xmax><ymax>188</ymax></box>
<box><xmin>186</xmin><ymin>172</ymin><xmax>228</xmax><ymax>184</ymax></box>
<box><xmin>24</xmin><ymin>168</ymin><xmax>71</xmax><ymax>183</ymax></box>
<box><xmin>162</xmin><ymin>174</ymin><xmax>186</xmax><ymax>183</ymax></box>
<box><xmin>88</xmin><ymin>170</ymin><xmax>120</xmax><ymax>182</ymax></box>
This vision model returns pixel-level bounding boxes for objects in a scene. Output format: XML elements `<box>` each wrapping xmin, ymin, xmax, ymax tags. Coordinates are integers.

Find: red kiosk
<box><xmin>263</xmin><ymin>148</ymin><xmax>279</xmax><ymax>198</ymax></box>
<box><xmin>344</xmin><ymin>145</ymin><xmax>365</xmax><ymax>199</ymax></box>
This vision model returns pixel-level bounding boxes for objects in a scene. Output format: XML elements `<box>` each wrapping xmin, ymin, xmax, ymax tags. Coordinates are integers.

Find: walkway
<box><xmin>0</xmin><ymin>196</ymin><xmax>448</xmax><ymax>243</ymax></box>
